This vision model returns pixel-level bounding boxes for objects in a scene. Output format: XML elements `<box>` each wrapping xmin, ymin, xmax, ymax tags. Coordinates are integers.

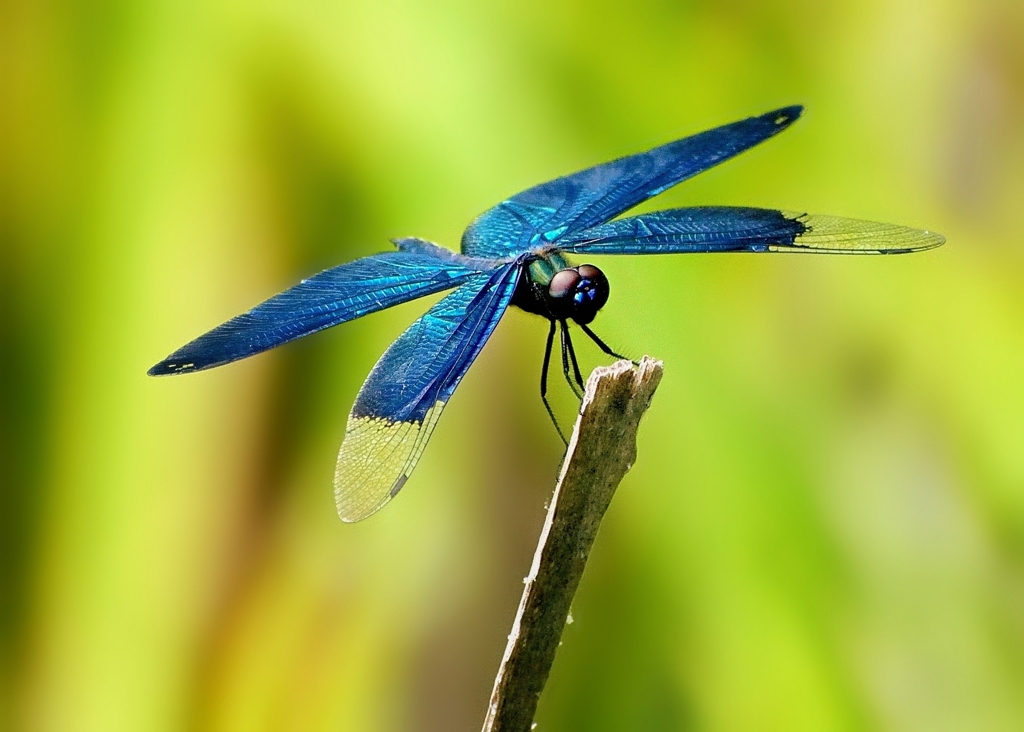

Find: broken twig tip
<box><xmin>482</xmin><ymin>356</ymin><xmax>663</xmax><ymax>732</ymax></box>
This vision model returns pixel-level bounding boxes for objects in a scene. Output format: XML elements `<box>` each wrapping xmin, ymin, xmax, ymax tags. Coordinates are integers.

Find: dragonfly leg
<box><xmin>558</xmin><ymin>320</ymin><xmax>582</xmax><ymax>399</ymax></box>
<box><xmin>558</xmin><ymin>320</ymin><xmax>584</xmax><ymax>400</ymax></box>
<box><xmin>578</xmin><ymin>322</ymin><xmax>636</xmax><ymax>365</ymax></box>
<box><xmin>540</xmin><ymin>319</ymin><xmax>568</xmax><ymax>446</ymax></box>
<box><xmin>561</xmin><ymin>320</ymin><xmax>586</xmax><ymax>399</ymax></box>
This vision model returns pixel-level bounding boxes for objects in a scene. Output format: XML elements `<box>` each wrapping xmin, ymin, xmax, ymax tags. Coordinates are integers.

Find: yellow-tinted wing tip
<box><xmin>333</xmin><ymin>402</ymin><xmax>445</xmax><ymax>523</ymax></box>
<box><xmin>775</xmin><ymin>213</ymin><xmax>945</xmax><ymax>254</ymax></box>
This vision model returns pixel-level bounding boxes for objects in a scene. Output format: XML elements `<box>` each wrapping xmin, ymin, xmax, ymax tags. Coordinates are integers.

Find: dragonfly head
<box><xmin>547</xmin><ymin>264</ymin><xmax>609</xmax><ymax>325</ymax></box>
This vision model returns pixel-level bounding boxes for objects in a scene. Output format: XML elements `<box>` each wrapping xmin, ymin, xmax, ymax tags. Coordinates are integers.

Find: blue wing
<box><xmin>334</xmin><ymin>261</ymin><xmax>521</xmax><ymax>522</ymax></box>
<box><xmin>559</xmin><ymin>207</ymin><xmax>946</xmax><ymax>255</ymax></box>
<box><xmin>460</xmin><ymin>106</ymin><xmax>803</xmax><ymax>258</ymax></box>
<box><xmin>148</xmin><ymin>239</ymin><xmax>495</xmax><ymax>376</ymax></box>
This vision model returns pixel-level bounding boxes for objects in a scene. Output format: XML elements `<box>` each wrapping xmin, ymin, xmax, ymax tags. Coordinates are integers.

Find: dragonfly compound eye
<box><xmin>548</xmin><ymin>269</ymin><xmax>581</xmax><ymax>299</ymax></box>
<box><xmin>545</xmin><ymin>266</ymin><xmax>610</xmax><ymax>323</ymax></box>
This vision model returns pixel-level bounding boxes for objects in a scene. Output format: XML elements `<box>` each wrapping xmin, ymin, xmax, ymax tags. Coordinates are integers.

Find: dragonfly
<box><xmin>150</xmin><ymin>105</ymin><xmax>944</xmax><ymax>522</ymax></box>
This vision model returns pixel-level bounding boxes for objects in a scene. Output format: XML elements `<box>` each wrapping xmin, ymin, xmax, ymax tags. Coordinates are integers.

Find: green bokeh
<box><xmin>3</xmin><ymin>0</ymin><xmax>1023</xmax><ymax>730</ymax></box>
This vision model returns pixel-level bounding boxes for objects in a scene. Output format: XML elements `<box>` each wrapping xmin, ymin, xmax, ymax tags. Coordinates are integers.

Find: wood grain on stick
<box><xmin>481</xmin><ymin>356</ymin><xmax>664</xmax><ymax>732</ymax></box>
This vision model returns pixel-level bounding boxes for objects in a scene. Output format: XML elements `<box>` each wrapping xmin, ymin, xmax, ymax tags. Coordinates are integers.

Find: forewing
<box><xmin>149</xmin><ymin>244</ymin><xmax>489</xmax><ymax>375</ymax></box>
<box><xmin>334</xmin><ymin>262</ymin><xmax>521</xmax><ymax>522</ymax></box>
<box><xmin>460</xmin><ymin>106</ymin><xmax>803</xmax><ymax>258</ymax></box>
<box><xmin>560</xmin><ymin>207</ymin><xmax>945</xmax><ymax>255</ymax></box>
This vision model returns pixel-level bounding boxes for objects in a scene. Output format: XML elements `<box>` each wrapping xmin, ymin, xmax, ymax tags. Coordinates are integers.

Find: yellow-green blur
<box><xmin>2</xmin><ymin>0</ymin><xmax>1023</xmax><ymax>730</ymax></box>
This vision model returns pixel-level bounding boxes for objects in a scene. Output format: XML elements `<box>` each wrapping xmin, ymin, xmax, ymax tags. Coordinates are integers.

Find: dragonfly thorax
<box><xmin>513</xmin><ymin>255</ymin><xmax>609</xmax><ymax>325</ymax></box>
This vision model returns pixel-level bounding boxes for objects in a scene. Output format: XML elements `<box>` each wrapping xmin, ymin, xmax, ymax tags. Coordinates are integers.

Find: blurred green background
<box><xmin>3</xmin><ymin>0</ymin><xmax>1023</xmax><ymax>729</ymax></box>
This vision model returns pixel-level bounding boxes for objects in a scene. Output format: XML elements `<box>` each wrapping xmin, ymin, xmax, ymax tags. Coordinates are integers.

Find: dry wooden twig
<box><xmin>481</xmin><ymin>356</ymin><xmax>664</xmax><ymax>732</ymax></box>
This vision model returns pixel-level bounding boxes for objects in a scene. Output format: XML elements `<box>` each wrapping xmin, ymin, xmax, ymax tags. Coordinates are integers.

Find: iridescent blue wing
<box><xmin>148</xmin><ymin>239</ymin><xmax>494</xmax><ymax>375</ymax></box>
<box><xmin>461</xmin><ymin>106</ymin><xmax>803</xmax><ymax>258</ymax></box>
<box><xmin>559</xmin><ymin>207</ymin><xmax>945</xmax><ymax>255</ymax></box>
<box><xmin>334</xmin><ymin>262</ymin><xmax>520</xmax><ymax>522</ymax></box>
